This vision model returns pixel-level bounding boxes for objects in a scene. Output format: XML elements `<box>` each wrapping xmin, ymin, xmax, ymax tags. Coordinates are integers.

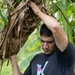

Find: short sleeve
<box><xmin>58</xmin><ymin>41</ymin><xmax>75</xmax><ymax>66</ymax></box>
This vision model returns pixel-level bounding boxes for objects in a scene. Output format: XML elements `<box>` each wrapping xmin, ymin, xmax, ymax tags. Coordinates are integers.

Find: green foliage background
<box><xmin>0</xmin><ymin>0</ymin><xmax>75</xmax><ymax>75</ymax></box>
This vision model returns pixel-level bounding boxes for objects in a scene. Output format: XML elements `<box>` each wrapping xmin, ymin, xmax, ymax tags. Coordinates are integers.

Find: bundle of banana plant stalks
<box><xmin>0</xmin><ymin>0</ymin><xmax>48</xmax><ymax>60</ymax></box>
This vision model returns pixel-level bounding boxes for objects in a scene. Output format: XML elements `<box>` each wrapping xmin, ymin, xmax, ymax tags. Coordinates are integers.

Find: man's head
<box><xmin>40</xmin><ymin>24</ymin><xmax>56</xmax><ymax>55</ymax></box>
<box><xmin>40</xmin><ymin>24</ymin><xmax>52</xmax><ymax>36</ymax></box>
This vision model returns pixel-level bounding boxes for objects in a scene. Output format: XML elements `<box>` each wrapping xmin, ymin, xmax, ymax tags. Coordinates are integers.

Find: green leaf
<box><xmin>16</xmin><ymin>0</ymin><xmax>21</xmax><ymax>4</ymax></box>
<box><xmin>69</xmin><ymin>21</ymin><xmax>75</xmax><ymax>26</ymax></box>
<box><xmin>46</xmin><ymin>0</ymin><xmax>51</xmax><ymax>14</ymax></box>
<box><xmin>62</xmin><ymin>20</ymin><xmax>68</xmax><ymax>35</ymax></box>
<box><xmin>68</xmin><ymin>25</ymin><xmax>74</xmax><ymax>45</ymax></box>
<box><xmin>6</xmin><ymin>0</ymin><xmax>14</xmax><ymax>9</ymax></box>
<box><xmin>18</xmin><ymin>52</ymin><xmax>40</xmax><ymax>71</ymax></box>
<box><xmin>0</xmin><ymin>22</ymin><xmax>3</xmax><ymax>26</ymax></box>
<box><xmin>0</xmin><ymin>0</ymin><xmax>2</xmax><ymax>2</ymax></box>
<box><xmin>26</xmin><ymin>38</ymin><xmax>41</xmax><ymax>51</ymax></box>
<box><xmin>0</xmin><ymin>22</ymin><xmax>4</xmax><ymax>30</ymax></box>
<box><xmin>60</xmin><ymin>0</ymin><xmax>67</xmax><ymax>10</ymax></box>
<box><xmin>0</xmin><ymin>8</ymin><xmax>8</xmax><ymax>24</ymax></box>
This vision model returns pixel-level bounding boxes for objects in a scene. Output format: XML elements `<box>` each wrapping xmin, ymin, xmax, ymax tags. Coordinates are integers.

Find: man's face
<box><xmin>40</xmin><ymin>35</ymin><xmax>56</xmax><ymax>55</ymax></box>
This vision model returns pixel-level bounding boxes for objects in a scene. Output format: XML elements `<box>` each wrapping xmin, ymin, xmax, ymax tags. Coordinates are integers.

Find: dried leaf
<box><xmin>0</xmin><ymin>0</ymin><xmax>48</xmax><ymax>64</ymax></box>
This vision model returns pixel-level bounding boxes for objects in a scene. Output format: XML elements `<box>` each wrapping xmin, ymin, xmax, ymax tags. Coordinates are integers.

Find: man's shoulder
<box><xmin>30</xmin><ymin>53</ymin><xmax>43</xmax><ymax>63</ymax></box>
<box><xmin>34</xmin><ymin>53</ymin><xmax>44</xmax><ymax>58</ymax></box>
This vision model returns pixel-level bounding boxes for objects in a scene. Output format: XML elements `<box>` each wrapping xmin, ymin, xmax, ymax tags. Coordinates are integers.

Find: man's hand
<box><xmin>10</xmin><ymin>54</ymin><xmax>17</xmax><ymax>67</ymax></box>
<box><xmin>10</xmin><ymin>54</ymin><xmax>22</xmax><ymax>75</ymax></box>
<box><xmin>28</xmin><ymin>2</ymin><xmax>41</xmax><ymax>15</ymax></box>
<box><xmin>10</xmin><ymin>54</ymin><xmax>16</xmax><ymax>60</ymax></box>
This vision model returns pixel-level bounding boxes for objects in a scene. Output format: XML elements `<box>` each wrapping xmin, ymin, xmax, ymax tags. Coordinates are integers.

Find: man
<box><xmin>10</xmin><ymin>2</ymin><xmax>75</xmax><ymax>75</ymax></box>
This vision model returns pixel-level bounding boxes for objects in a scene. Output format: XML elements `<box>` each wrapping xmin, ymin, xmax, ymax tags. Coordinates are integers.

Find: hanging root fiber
<box><xmin>0</xmin><ymin>0</ymin><xmax>48</xmax><ymax>70</ymax></box>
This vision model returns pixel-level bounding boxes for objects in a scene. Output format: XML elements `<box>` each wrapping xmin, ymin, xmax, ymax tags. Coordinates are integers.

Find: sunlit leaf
<box><xmin>68</xmin><ymin>25</ymin><xmax>74</xmax><ymax>44</ymax></box>
<box><xmin>67</xmin><ymin>9</ymin><xmax>72</xmax><ymax>17</ymax></box>
<box><xmin>18</xmin><ymin>52</ymin><xmax>40</xmax><ymax>71</ymax></box>
<box><xmin>62</xmin><ymin>19</ymin><xmax>68</xmax><ymax>35</ymax></box>
<box><xmin>46</xmin><ymin>0</ymin><xmax>50</xmax><ymax>14</ymax></box>
<box><xmin>26</xmin><ymin>38</ymin><xmax>41</xmax><ymax>51</ymax></box>
<box><xmin>0</xmin><ymin>22</ymin><xmax>4</xmax><ymax>30</ymax></box>
<box><xmin>0</xmin><ymin>0</ymin><xmax>2</xmax><ymax>2</ymax></box>
<box><xmin>60</xmin><ymin>0</ymin><xmax>66</xmax><ymax>9</ymax></box>
<box><xmin>69</xmin><ymin>20</ymin><xmax>75</xmax><ymax>26</ymax></box>
<box><xmin>0</xmin><ymin>8</ymin><xmax>8</xmax><ymax>24</ymax></box>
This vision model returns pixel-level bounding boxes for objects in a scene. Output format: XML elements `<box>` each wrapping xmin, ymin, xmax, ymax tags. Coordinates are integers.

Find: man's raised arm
<box><xmin>29</xmin><ymin>2</ymin><xmax>68</xmax><ymax>52</ymax></box>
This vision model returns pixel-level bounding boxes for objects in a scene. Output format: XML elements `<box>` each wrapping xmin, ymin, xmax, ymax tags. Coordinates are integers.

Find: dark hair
<box><xmin>40</xmin><ymin>24</ymin><xmax>52</xmax><ymax>36</ymax></box>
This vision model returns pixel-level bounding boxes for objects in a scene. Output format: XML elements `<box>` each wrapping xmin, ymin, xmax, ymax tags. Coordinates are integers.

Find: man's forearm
<box><xmin>10</xmin><ymin>55</ymin><xmax>22</xmax><ymax>75</ymax></box>
<box><xmin>36</xmin><ymin>11</ymin><xmax>59</xmax><ymax>31</ymax></box>
<box><xmin>29</xmin><ymin>2</ymin><xmax>68</xmax><ymax>51</ymax></box>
